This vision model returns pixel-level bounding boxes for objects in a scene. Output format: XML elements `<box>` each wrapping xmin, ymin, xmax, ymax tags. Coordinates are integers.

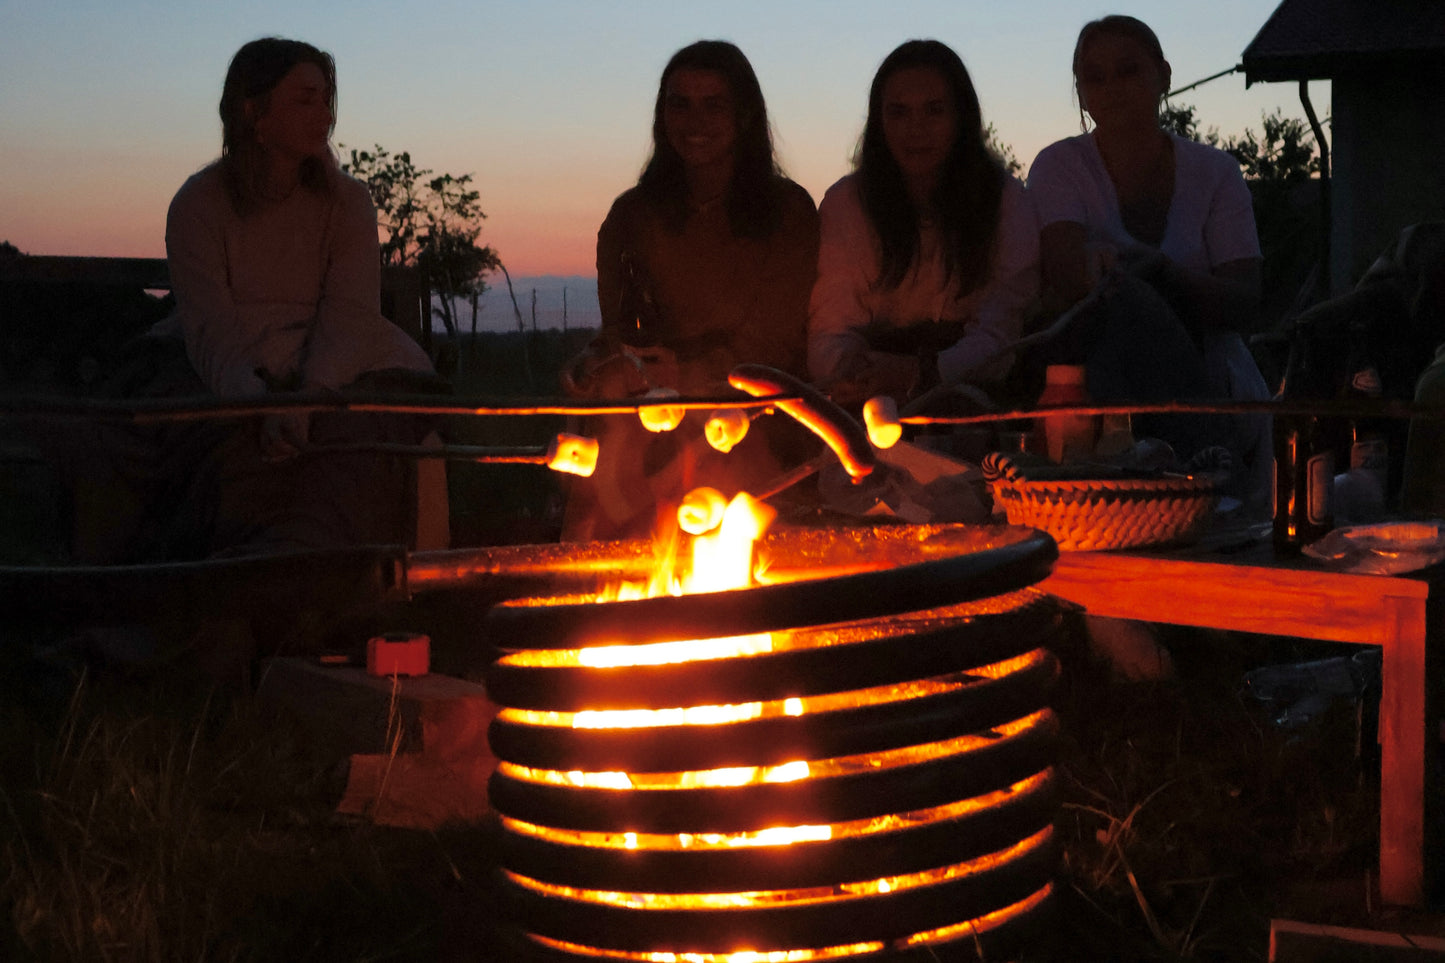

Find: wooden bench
<box><xmin>0</xmin><ymin>255</ymin><xmax>433</xmax><ymax>354</ymax></box>
<box><xmin>0</xmin><ymin>254</ymin><xmax>448</xmax><ymax>552</ymax></box>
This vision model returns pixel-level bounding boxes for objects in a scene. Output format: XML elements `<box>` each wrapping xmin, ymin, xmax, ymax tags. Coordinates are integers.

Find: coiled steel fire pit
<box><xmin>482</xmin><ymin>522</ymin><xmax>1062</xmax><ymax>962</ymax></box>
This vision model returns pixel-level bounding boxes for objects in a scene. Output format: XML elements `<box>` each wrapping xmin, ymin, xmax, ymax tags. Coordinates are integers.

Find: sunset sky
<box><xmin>2</xmin><ymin>0</ymin><xmax>1319</xmax><ymax>280</ymax></box>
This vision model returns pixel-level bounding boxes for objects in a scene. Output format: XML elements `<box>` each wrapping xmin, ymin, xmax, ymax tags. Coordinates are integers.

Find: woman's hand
<box><xmin>561</xmin><ymin>345</ymin><xmax>673</xmax><ymax>399</ymax></box>
<box><xmin>1117</xmin><ymin>243</ymin><xmax>1171</xmax><ymax>284</ymax></box>
<box><xmin>260</xmin><ymin>410</ymin><xmax>310</xmax><ymax>462</ymax></box>
<box><xmin>826</xmin><ymin>350</ymin><xmax>920</xmax><ymax>408</ymax></box>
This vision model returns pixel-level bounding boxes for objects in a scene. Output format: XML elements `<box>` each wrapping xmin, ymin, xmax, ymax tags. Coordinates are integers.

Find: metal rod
<box><xmin>901</xmin><ymin>283</ymin><xmax>1107</xmax><ymax>418</ymax></box>
<box><xmin>0</xmin><ymin>391</ymin><xmax>799</xmax><ymax>424</ymax></box>
<box><xmin>1168</xmin><ymin>64</ymin><xmax>1242</xmax><ymax>98</ymax></box>
<box><xmin>750</xmin><ymin>452</ymin><xmax>830</xmax><ymax>501</ymax></box>
<box><xmin>902</xmin><ymin>397</ymin><xmax>1445</xmax><ymax>426</ymax></box>
<box><xmin>302</xmin><ymin>442</ymin><xmax>552</xmax><ymax>464</ymax></box>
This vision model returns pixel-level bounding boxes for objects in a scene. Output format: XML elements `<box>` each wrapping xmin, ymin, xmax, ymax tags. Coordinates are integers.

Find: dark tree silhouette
<box><xmin>342</xmin><ymin>145</ymin><xmax>501</xmax><ymax>341</ymax></box>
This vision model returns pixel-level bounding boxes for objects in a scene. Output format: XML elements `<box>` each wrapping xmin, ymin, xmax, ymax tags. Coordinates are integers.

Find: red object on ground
<box><xmin>366</xmin><ymin>632</ymin><xmax>430</xmax><ymax>677</ymax></box>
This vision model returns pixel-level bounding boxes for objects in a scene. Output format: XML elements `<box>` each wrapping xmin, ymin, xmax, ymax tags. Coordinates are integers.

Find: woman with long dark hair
<box><xmin>808</xmin><ymin>39</ymin><xmax>1038</xmax><ymax>408</ymax></box>
<box><xmin>563</xmin><ymin>40</ymin><xmax>819</xmax><ymax>540</ymax></box>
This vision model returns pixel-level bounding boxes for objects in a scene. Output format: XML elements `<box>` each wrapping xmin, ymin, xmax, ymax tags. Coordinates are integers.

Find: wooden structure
<box><xmin>1242</xmin><ymin>0</ymin><xmax>1445</xmax><ymax>294</ymax></box>
<box><xmin>0</xmin><ymin>254</ymin><xmax>448</xmax><ymax>552</ymax></box>
<box><xmin>1043</xmin><ymin>540</ymin><xmax>1443</xmax><ymax>908</ymax></box>
<box><xmin>0</xmin><ymin>255</ymin><xmax>433</xmax><ymax>352</ymax></box>
<box><xmin>1269</xmin><ymin>918</ymin><xmax>1445</xmax><ymax>960</ymax></box>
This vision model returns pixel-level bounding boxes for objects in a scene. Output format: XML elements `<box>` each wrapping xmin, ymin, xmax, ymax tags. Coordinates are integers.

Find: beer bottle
<box><xmin>1273</xmin><ymin>324</ymin><xmax>1334</xmax><ymax>555</ymax></box>
<box><xmin>1272</xmin><ymin>413</ymin><xmax>1335</xmax><ymax>554</ymax></box>
<box><xmin>1341</xmin><ymin>321</ymin><xmax>1389</xmax><ymax>503</ymax></box>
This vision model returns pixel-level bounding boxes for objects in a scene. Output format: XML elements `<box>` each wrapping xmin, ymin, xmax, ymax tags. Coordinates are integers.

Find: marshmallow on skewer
<box><xmin>863</xmin><ymin>396</ymin><xmax>903</xmax><ymax>449</ymax></box>
<box><xmin>545</xmin><ymin>433</ymin><xmax>599</xmax><ymax>477</ymax></box>
<box><xmin>637</xmin><ymin>387</ymin><xmax>686</xmax><ymax>432</ymax></box>
<box><xmin>704</xmin><ymin>408</ymin><xmax>751</xmax><ymax>453</ymax></box>
<box><xmin>677</xmin><ymin>486</ymin><xmax>730</xmax><ymax>535</ymax></box>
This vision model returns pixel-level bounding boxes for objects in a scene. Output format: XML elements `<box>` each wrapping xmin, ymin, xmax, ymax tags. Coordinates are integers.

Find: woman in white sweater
<box><xmin>160</xmin><ymin>37</ymin><xmax>431</xmax><ymax>460</ymax></box>
<box><xmin>807</xmin><ymin>39</ymin><xmax>1038</xmax><ymax>409</ymax></box>
<box><xmin>95</xmin><ymin>38</ymin><xmax>437</xmax><ymax>560</ymax></box>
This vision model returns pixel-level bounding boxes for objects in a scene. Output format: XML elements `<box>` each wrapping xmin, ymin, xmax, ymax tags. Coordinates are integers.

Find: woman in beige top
<box><xmin>90</xmin><ymin>38</ymin><xmax>437</xmax><ymax>560</ymax></box>
<box><xmin>563</xmin><ymin>40</ymin><xmax>820</xmax><ymax>540</ymax></box>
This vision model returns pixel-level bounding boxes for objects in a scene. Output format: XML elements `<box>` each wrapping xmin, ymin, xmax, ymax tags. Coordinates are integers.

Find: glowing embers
<box><xmin>527</xmin><ymin>881</ymin><xmax>1053</xmax><ymax>960</ymax></box>
<box><xmin>509</xmin><ymin>826</ymin><xmax>1051</xmax><ymax>909</ymax></box>
<box><xmin>526</xmin><ymin>880</ymin><xmax>1053</xmax><ymax>961</ymax></box>
<box><xmin>499</xmin><ymin>769</ymin><xmax>1053</xmax><ymax>854</ymax></box>
<box><xmin>502</xmin><ymin>709</ymin><xmax>1051</xmax><ymax>791</ymax></box>
<box><xmin>502</xmin><ymin>651</ymin><xmax>1043</xmax><ymax>731</ymax></box>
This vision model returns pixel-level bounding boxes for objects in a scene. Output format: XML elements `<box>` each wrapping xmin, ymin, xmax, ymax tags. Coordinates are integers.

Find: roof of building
<box><xmin>1242</xmin><ymin>0</ymin><xmax>1445</xmax><ymax>83</ymax></box>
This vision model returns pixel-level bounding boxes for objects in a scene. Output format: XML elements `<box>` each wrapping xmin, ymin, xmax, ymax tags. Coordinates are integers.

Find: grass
<box><xmin>1046</xmin><ymin>622</ymin><xmax>1384</xmax><ymax>961</ymax></box>
<box><xmin>0</xmin><ymin>332</ymin><xmax>1416</xmax><ymax>960</ymax></box>
<box><xmin>0</xmin><ymin>619</ymin><xmax>1391</xmax><ymax>961</ymax></box>
<box><xmin>0</xmin><ymin>648</ymin><xmax>505</xmax><ymax>962</ymax></box>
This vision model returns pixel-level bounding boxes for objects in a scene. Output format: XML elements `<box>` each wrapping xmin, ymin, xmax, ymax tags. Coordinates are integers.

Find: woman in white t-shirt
<box><xmin>1029</xmin><ymin>15</ymin><xmax>1270</xmax><ymax>509</ymax></box>
<box><xmin>808</xmin><ymin>40</ymin><xmax>1038</xmax><ymax>409</ymax></box>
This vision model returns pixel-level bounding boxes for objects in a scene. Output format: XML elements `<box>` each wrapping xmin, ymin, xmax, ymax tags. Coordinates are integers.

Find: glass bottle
<box><xmin>1273</xmin><ymin>326</ymin><xmax>1334</xmax><ymax>555</ymax></box>
<box><xmin>617</xmin><ymin>250</ymin><xmax>660</xmax><ymax>348</ymax></box>
<box><xmin>1341</xmin><ymin>321</ymin><xmax>1389</xmax><ymax>502</ymax></box>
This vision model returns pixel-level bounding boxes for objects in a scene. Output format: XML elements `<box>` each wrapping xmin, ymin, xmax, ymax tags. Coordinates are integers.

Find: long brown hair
<box><xmin>218</xmin><ymin>37</ymin><xmax>337</xmax><ymax>214</ymax></box>
<box><xmin>856</xmin><ymin>39</ymin><xmax>1006</xmax><ymax>295</ymax></box>
<box><xmin>637</xmin><ymin>40</ymin><xmax>787</xmax><ymax>239</ymax></box>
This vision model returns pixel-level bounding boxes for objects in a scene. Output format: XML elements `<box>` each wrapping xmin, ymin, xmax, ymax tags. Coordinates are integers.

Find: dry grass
<box><xmin>0</xmin><ymin>649</ymin><xmax>503</xmax><ymax>963</ymax></box>
<box><xmin>1047</xmin><ymin>620</ymin><xmax>1380</xmax><ymax>961</ymax></box>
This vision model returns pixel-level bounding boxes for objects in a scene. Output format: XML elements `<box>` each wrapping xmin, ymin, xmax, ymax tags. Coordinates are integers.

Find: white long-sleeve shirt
<box><xmin>807</xmin><ymin>172</ymin><xmax>1039</xmax><ymax>387</ymax></box>
<box><xmin>156</xmin><ymin>162</ymin><xmax>430</xmax><ymax>397</ymax></box>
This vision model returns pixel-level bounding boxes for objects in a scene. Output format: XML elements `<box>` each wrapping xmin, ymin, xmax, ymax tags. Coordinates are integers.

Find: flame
<box><xmin>543</xmin><ymin>487</ymin><xmax>778</xmax><ymax>606</ymax></box>
<box><xmin>530</xmin><ymin>936</ymin><xmax>884</xmax><ymax>961</ymax></box>
<box><xmin>573</xmin><ymin>702</ymin><xmax>767</xmax><ymax>729</ymax></box>
<box><xmin>687</xmin><ymin>492</ymin><xmax>775</xmax><ymax>593</ymax></box>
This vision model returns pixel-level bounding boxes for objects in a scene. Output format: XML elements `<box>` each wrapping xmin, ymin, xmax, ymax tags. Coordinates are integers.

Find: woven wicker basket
<box><xmin>982</xmin><ymin>452</ymin><xmax>1219</xmax><ymax>552</ymax></box>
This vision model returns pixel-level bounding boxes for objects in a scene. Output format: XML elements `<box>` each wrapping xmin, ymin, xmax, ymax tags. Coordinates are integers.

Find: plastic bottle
<box><xmin>1037</xmin><ymin>365</ymin><xmax>1096</xmax><ymax>463</ymax></box>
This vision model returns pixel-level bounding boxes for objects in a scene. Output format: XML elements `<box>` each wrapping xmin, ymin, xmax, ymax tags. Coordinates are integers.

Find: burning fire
<box><xmin>485</xmin><ymin>489</ymin><xmax>1060</xmax><ymax>961</ymax></box>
